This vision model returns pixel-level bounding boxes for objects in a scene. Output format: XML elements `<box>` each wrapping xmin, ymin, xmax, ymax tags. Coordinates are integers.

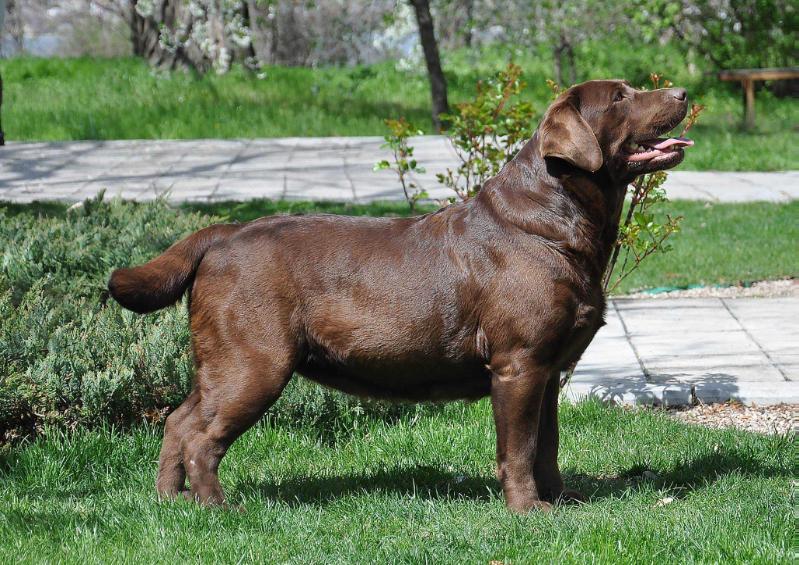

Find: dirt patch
<box><xmin>667</xmin><ymin>402</ymin><xmax>797</xmax><ymax>435</ymax></box>
<box><xmin>621</xmin><ymin>278</ymin><xmax>797</xmax><ymax>299</ymax></box>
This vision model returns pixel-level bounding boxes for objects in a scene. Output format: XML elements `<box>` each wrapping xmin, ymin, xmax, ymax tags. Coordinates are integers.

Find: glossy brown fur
<box><xmin>109</xmin><ymin>80</ymin><xmax>689</xmax><ymax>512</ymax></box>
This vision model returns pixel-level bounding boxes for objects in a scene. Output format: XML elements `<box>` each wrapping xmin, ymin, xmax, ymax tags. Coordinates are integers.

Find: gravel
<box><xmin>667</xmin><ymin>402</ymin><xmax>797</xmax><ymax>435</ymax></box>
<box><xmin>621</xmin><ymin>278</ymin><xmax>798</xmax><ymax>299</ymax></box>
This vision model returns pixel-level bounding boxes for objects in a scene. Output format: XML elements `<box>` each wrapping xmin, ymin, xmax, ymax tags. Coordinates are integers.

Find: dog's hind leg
<box><xmin>156</xmin><ymin>388</ymin><xmax>200</xmax><ymax>499</ymax></box>
<box><xmin>178</xmin><ymin>354</ymin><xmax>293</xmax><ymax>505</ymax></box>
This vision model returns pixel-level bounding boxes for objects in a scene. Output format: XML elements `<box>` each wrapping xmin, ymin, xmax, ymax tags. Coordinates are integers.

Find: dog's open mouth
<box><xmin>623</xmin><ymin>137</ymin><xmax>694</xmax><ymax>162</ymax></box>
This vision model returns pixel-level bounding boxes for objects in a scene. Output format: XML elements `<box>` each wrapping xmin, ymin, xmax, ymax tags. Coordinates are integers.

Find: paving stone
<box><xmin>632</xmin><ymin>328</ymin><xmax>762</xmax><ymax>357</ymax></box>
<box><xmin>573</xmin><ymin>333</ymin><xmax>642</xmax><ymax>382</ymax></box>
<box><xmin>564</xmin><ymin>382</ymin><xmax>693</xmax><ymax>406</ymax></box>
<box><xmin>4</xmin><ymin>138</ymin><xmax>796</xmax><ymax>205</ymax></box>
<box><xmin>600</xmin><ymin>308</ymin><xmax>627</xmax><ymax>337</ymax></box>
<box><xmin>212</xmin><ymin>190</ymin><xmax>284</xmax><ymax>202</ymax></box>
<box><xmin>664</xmin><ymin>171</ymin><xmax>793</xmax><ymax>202</ymax></box>
<box><xmin>614</xmin><ymin>297</ymin><xmax>724</xmax><ymax>310</ymax></box>
<box><xmin>721</xmin><ymin>298</ymin><xmax>798</xmax><ymax>377</ymax></box>
<box><xmin>782</xmin><ymin>364</ymin><xmax>799</xmax><ymax>381</ymax></box>
<box><xmin>618</xmin><ymin>309</ymin><xmax>741</xmax><ymax>337</ymax></box>
<box><xmin>646</xmin><ymin>363</ymin><xmax>785</xmax><ymax>383</ymax></box>
<box><xmin>720</xmin><ymin>381</ymin><xmax>799</xmax><ymax>405</ymax></box>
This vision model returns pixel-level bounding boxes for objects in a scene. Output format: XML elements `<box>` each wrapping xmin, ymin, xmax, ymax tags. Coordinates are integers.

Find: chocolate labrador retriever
<box><xmin>109</xmin><ymin>79</ymin><xmax>692</xmax><ymax>512</ymax></box>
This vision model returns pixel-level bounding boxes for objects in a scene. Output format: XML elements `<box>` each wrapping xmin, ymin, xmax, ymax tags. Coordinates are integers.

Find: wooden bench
<box><xmin>718</xmin><ymin>67</ymin><xmax>799</xmax><ymax>128</ymax></box>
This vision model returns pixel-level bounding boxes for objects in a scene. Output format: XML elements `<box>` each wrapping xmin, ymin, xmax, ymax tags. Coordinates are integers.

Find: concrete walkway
<box><xmin>569</xmin><ymin>297</ymin><xmax>798</xmax><ymax>406</ymax></box>
<box><xmin>2</xmin><ymin>137</ymin><xmax>798</xmax><ymax>203</ymax></box>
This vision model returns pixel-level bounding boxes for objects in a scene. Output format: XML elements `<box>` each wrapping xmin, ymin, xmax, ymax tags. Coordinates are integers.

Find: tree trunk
<box><xmin>128</xmin><ymin>0</ymin><xmax>219</xmax><ymax>73</ymax></box>
<box><xmin>409</xmin><ymin>0</ymin><xmax>449</xmax><ymax>132</ymax></box>
<box><xmin>554</xmin><ymin>31</ymin><xmax>577</xmax><ymax>87</ymax></box>
<box><xmin>553</xmin><ymin>45</ymin><xmax>563</xmax><ymax>86</ymax></box>
<box><xmin>5</xmin><ymin>0</ymin><xmax>23</xmax><ymax>52</ymax></box>
<box><xmin>566</xmin><ymin>42</ymin><xmax>576</xmax><ymax>85</ymax></box>
<box><xmin>238</xmin><ymin>1</ymin><xmax>258</xmax><ymax>67</ymax></box>
<box><xmin>0</xmin><ymin>71</ymin><xmax>4</xmax><ymax>146</ymax></box>
<box><xmin>269</xmin><ymin>2</ymin><xmax>279</xmax><ymax>64</ymax></box>
<box><xmin>0</xmin><ymin>0</ymin><xmax>5</xmax><ymax>145</ymax></box>
<box><xmin>464</xmin><ymin>0</ymin><xmax>474</xmax><ymax>48</ymax></box>
<box><xmin>129</xmin><ymin>0</ymin><xmax>189</xmax><ymax>69</ymax></box>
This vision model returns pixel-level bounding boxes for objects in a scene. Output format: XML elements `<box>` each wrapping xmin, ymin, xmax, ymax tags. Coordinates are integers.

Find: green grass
<box><xmin>0</xmin><ymin>400</ymin><xmax>793</xmax><ymax>562</ymax></box>
<box><xmin>1</xmin><ymin>54</ymin><xmax>797</xmax><ymax>170</ymax></box>
<box><xmin>677</xmin><ymin>89</ymin><xmax>799</xmax><ymax>171</ymax></box>
<box><xmin>611</xmin><ymin>200</ymin><xmax>799</xmax><ymax>292</ymax></box>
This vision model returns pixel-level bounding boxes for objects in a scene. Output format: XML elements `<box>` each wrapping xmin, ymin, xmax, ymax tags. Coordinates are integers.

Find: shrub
<box><xmin>0</xmin><ymin>195</ymin><xmax>207</xmax><ymax>439</ymax></box>
<box><xmin>0</xmin><ymin>195</ymin><xmax>426</xmax><ymax>441</ymax></box>
<box><xmin>374</xmin><ymin>118</ymin><xmax>428</xmax><ymax>212</ymax></box>
<box><xmin>437</xmin><ymin>62</ymin><xmax>536</xmax><ymax>201</ymax></box>
<box><xmin>375</xmin><ymin>63</ymin><xmax>536</xmax><ymax>208</ymax></box>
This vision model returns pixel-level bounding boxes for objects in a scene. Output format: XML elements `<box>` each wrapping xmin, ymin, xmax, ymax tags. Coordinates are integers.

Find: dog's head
<box><xmin>538</xmin><ymin>79</ymin><xmax>693</xmax><ymax>181</ymax></box>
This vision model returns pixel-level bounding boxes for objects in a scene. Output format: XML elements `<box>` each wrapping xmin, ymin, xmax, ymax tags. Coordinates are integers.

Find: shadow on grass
<box><xmin>570</xmin><ymin>447</ymin><xmax>794</xmax><ymax>502</ymax></box>
<box><xmin>233</xmin><ymin>447</ymin><xmax>793</xmax><ymax>507</ymax></box>
<box><xmin>233</xmin><ymin>464</ymin><xmax>500</xmax><ymax>505</ymax></box>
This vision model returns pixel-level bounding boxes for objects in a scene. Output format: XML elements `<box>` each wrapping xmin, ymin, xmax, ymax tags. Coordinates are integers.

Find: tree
<box><xmin>125</xmin><ymin>1</ymin><xmax>397</xmax><ymax>72</ymax></box>
<box><xmin>631</xmin><ymin>0</ymin><xmax>796</xmax><ymax>71</ymax></box>
<box><xmin>126</xmin><ymin>0</ymin><xmax>256</xmax><ymax>73</ymax></box>
<box><xmin>409</xmin><ymin>0</ymin><xmax>449</xmax><ymax>132</ymax></box>
<box><xmin>531</xmin><ymin>1</ymin><xmax>630</xmax><ymax>86</ymax></box>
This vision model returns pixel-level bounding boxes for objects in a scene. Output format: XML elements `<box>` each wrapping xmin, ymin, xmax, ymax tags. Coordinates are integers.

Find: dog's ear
<box><xmin>538</xmin><ymin>94</ymin><xmax>602</xmax><ymax>173</ymax></box>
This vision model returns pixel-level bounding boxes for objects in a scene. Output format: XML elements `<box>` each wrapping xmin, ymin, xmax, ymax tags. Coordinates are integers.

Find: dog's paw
<box><xmin>530</xmin><ymin>500</ymin><xmax>554</xmax><ymax>512</ymax></box>
<box><xmin>156</xmin><ymin>487</ymin><xmax>189</xmax><ymax>502</ymax></box>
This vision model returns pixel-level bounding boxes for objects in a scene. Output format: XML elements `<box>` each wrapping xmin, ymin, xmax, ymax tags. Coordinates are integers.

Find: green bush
<box><xmin>0</xmin><ymin>195</ymin><xmax>426</xmax><ymax>441</ymax></box>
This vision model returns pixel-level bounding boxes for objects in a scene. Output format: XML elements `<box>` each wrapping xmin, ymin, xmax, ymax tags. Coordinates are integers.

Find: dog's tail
<box><xmin>108</xmin><ymin>223</ymin><xmax>240</xmax><ymax>314</ymax></box>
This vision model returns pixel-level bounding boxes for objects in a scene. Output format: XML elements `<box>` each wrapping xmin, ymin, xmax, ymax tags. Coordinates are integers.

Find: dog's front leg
<box><xmin>533</xmin><ymin>373</ymin><xmax>585</xmax><ymax>503</ymax></box>
<box><xmin>490</xmin><ymin>358</ymin><xmax>553</xmax><ymax>513</ymax></box>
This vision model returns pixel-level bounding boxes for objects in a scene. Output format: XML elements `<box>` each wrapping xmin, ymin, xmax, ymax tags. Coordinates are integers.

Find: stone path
<box><xmin>569</xmin><ymin>297</ymin><xmax>798</xmax><ymax>406</ymax></box>
<box><xmin>2</xmin><ymin>137</ymin><xmax>798</xmax><ymax>203</ymax></box>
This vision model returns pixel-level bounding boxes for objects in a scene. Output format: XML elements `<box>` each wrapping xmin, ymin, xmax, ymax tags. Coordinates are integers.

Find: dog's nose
<box><xmin>670</xmin><ymin>88</ymin><xmax>687</xmax><ymax>101</ymax></box>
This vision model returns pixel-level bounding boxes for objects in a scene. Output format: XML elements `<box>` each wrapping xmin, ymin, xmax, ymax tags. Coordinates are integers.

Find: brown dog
<box><xmin>109</xmin><ymin>80</ymin><xmax>692</xmax><ymax>512</ymax></box>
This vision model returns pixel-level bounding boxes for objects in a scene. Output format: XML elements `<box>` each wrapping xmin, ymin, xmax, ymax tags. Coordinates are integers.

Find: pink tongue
<box><xmin>643</xmin><ymin>137</ymin><xmax>694</xmax><ymax>150</ymax></box>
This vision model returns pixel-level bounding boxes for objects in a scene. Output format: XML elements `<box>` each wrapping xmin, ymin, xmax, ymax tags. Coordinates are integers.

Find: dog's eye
<box><xmin>613</xmin><ymin>91</ymin><xmax>625</xmax><ymax>103</ymax></box>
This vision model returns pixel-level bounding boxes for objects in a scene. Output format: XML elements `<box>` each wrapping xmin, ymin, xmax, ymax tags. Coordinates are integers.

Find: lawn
<box><xmin>1</xmin><ymin>53</ymin><xmax>797</xmax><ymax>171</ymax></box>
<box><xmin>0</xmin><ymin>400</ymin><xmax>793</xmax><ymax>562</ymax></box>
